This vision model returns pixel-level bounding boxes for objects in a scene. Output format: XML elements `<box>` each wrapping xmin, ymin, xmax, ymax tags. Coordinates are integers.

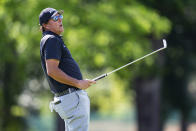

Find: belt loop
<box><xmin>68</xmin><ymin>88</ymin><xmax>71</xmax><ymax>94</ymax></box>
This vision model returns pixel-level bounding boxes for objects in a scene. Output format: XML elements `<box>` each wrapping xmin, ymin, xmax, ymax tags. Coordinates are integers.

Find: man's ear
<box><xmin>43</xmin><ymin>23</ymin><xmax>49</xmax><ymax>29</ymax></box>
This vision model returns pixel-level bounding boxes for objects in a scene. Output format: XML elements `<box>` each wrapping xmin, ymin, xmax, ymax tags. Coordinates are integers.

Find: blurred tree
<box><xmin>0</xmin><ymin>1</ymin><xmax>27</xmax><ymax>131</ymax></box>
<box><xmin>0</xmin><ymin>0</ymin><xmax>43</xmax><ymax>130</ymax></box>
<box><xmin>140</xmin><ymin>0</ymin><xmax>196</xmax><ymax>130</ymax></box>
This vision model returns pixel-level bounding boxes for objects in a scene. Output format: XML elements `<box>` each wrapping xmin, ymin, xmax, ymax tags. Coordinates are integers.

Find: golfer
<box><xmin>39</xmin><ymin>7</ymin><xmax>96</xmax><ymax>131</ymax></box>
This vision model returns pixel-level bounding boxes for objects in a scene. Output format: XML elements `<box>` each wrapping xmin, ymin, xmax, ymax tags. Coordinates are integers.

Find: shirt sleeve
<box><xmin>44</xmin><ymin>37</ymin><xmax>62</xmax><ymax>60</ymax></box>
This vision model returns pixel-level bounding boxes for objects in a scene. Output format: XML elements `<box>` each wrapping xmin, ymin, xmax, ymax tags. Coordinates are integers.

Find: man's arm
<box><xmin>46</xmin><ymin>59</ymin><xmax>95</xmax><ymax>89</ymax></box>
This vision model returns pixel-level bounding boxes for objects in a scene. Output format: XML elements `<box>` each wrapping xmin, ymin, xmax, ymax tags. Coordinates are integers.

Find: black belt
<box><xmin>54</xmin><ymin>88</ymin><xmax>79</xmax><ymax>97</ymax></box>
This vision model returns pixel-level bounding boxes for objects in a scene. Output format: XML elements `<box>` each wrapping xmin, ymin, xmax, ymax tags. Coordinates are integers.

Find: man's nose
<box><xmin>58</xmin><ymin>18</ymin><xmax>62</xmax><ymax>23</ymax></box>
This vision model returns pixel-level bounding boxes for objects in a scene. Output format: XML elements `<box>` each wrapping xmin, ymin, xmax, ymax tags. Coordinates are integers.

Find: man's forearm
<box><xmin>45</xmin><ymin>59</ymin><xmax>95</xmax><ymax>89</ymax></box>
<box><xmin>47</xmin><ymin>67</ymin><xmax>79</xmax><ymax>88</ymax></box>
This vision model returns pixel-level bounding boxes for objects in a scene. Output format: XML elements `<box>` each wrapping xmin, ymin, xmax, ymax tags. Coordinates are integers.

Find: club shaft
<box><xmin>92</xmin><ymin>46</ymin><xmax>166</xmax><ymax>81</ymax></box>
<box><xmin>107</xmin><ymin>46</ymin><xmax>165</xmax><ymax>75</ymax></box>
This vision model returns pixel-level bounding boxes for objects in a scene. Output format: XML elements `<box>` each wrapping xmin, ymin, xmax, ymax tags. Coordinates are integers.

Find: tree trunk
<box><xmin>181</xmin><ymin>112</ymin><xmax>188</xmax><ymax>131</ymax></box>
<box><xmin>2</xmin><ymin>63</ymin><xmax>14</xmax><ymax>130</ymax></box>
<box><xmin>134</xmin><ymin>77</ymin><xmax>161</xmax><ymax>131</ymax></box>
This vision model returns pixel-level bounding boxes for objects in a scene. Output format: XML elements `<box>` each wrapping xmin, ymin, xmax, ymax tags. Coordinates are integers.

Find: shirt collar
<box><xmin>42</xmin><ymin>31</ymin><xmax>62</xmax><ymax>38</ymax></box>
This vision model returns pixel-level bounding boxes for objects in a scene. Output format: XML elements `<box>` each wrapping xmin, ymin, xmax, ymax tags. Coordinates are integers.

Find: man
<box><xmin>39</xmin><ymin>8</ymin><xmax>96</xmax><ymax>131</ymax></box>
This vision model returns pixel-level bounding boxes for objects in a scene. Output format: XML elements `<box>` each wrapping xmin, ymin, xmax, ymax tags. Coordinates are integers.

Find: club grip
<box><xmin>92</xmin><ymin>74</ymin><xmax>107</xmax><ymax>81</ymax></box>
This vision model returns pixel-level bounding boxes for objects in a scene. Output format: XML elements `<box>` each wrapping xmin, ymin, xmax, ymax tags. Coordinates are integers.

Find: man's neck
<box><xmin>45</xmin><ymin>29</ymin><xmax>61</xmax><ymax>36</ymax></box>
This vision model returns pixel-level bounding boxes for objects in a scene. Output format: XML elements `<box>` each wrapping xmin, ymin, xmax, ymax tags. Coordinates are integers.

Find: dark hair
<box><xmin>40</xmin><ymin>20</ymin><xmax>49</xmax><ymax>32</ymax></box>
<box><xmin>41</xmin><ymin>26</ymin><xmax>46</xmax><ymax>32</ymax></box>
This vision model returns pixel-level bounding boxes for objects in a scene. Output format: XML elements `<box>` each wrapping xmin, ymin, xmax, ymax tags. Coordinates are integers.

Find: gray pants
<box><xmin>50</xmin><ymin>90</ymin><xmax>90</xmax><ymax>131</ymax></box>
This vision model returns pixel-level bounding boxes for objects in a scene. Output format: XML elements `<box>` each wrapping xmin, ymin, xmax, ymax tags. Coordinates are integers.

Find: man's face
<box><xmin>44</xmin><ymin>14</ymin><xmax>64</xmax><ymax>35</ymax></box>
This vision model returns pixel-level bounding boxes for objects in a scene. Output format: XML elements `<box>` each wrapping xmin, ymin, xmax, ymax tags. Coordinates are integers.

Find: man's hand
<box><xmin>76</xmin><ymin>79</ymin><xmax>96</xmax><ymax>90</ymax></box>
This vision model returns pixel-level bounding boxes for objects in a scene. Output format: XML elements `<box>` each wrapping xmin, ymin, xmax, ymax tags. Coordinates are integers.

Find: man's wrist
<box><xmin>74</xmin><ymin>79</ymin><xmax>80</xmax><ymax>89</ymax></box>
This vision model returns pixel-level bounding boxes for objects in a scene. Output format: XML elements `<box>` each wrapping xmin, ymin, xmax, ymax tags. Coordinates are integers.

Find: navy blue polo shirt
<box><xmin>40</xmin><ymin>31</ymin><xmax>82</xmax><ymax>93</ymax></box>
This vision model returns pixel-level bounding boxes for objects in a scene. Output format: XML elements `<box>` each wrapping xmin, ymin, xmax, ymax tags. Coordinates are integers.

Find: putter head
<box><xmin>163</xmin><ymin>39</ymin><xmax>167</xmax><ymax>48</ymax></box>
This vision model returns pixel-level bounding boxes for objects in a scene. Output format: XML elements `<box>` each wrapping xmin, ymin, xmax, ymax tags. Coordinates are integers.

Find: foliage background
<box><xmin>0</xmin><ymin>0</ymin><xmax>196</xmax><ymax>131</ymax></box>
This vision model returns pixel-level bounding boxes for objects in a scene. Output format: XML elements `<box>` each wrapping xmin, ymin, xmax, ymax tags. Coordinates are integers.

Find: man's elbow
<box><xmin>46</xmin><ymin>59</ymin><xmax>59</xmax><ymax>77</ymax></box>
<box><xmin>47</xmin><ymin>68</ymin><xmax>56</xmax><ymax>77</ymax></box>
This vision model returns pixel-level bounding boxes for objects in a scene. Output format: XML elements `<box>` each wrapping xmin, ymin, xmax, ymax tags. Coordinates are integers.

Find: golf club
<box><xmin>92</xmin><ymin>39</ymin><xmax>167</xmax><ymax>81</ymax></box>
